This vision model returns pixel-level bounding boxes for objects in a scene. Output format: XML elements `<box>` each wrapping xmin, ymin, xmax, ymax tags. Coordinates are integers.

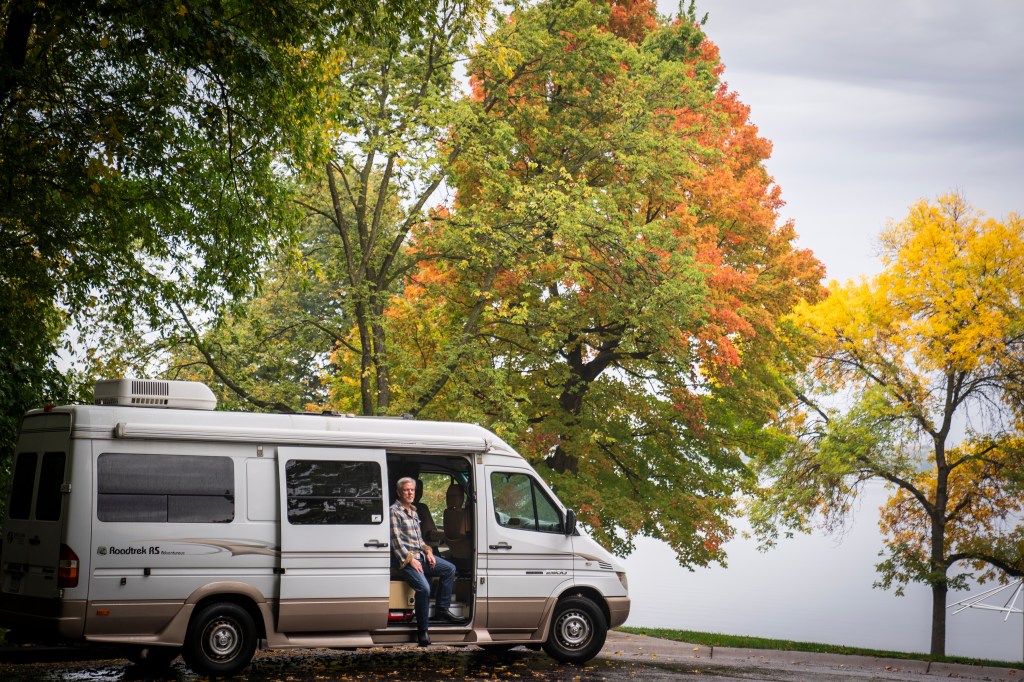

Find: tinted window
<box><xmin>286</xmin><ymin>459</ymin><xmax>383</xmax><ymax>525</ymax></box>
<box><xmin>35</xmin><ymin>452</ymin><xmax>66</xmax><ymax>521</ymax></box>
<box><xmin>97</xmin><ymin>453</ymin><xmax>234</xmax><ymax>523</ymax></box>
<box><xmin>490</xmin><ymin>471</ymin><xmax>563</xmax><ymax>533</ymax></box>
<box><xmin>8</xmin><ymin>452</ymin><xmax>37</xmax><ymax>520</ymax></box>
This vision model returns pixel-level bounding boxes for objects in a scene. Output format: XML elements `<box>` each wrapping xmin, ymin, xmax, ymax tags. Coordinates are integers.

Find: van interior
<box><xmin>385</xmin><ymin>454</ymin><xmax>474</xmax><ymax>628</ymax></box>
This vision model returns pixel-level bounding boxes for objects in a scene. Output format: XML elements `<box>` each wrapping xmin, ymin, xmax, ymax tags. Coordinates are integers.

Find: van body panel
<box><xmin>485</xmin><ymin>597</ymin><xmax>554</xmax><ymax>635</ymax></box>
<box><xmin>0</xmin><ymin>387</ymin><xmax>630</xmax><ymax>672</ymax></box>
<box><xmin>275</xmin><ymin>597</ymin><xmax>389</xmax><ymax>632</ymax></box>
<box><xmin>606</xmin><ymin>596</ymin><xmax>631</xmax><ymax>628</ymax></box>
<box><xmin>0</xmin><ymin>593</ymin><xmax>86</xmax><ymax>639</ymax></box>
<box><xmin>83</xmin><ymin>600</ymin><xmax>184</xmax><ymax>636</ymax></box>
<box><xmin>483</xmin><ymin>465</ymin><xmax>577</xmax><ymax>633</ymax></box>
<box><xmin>276</xmin><ymin>447</ymin><xmax>390</xmax><ymax>633</ymax></box>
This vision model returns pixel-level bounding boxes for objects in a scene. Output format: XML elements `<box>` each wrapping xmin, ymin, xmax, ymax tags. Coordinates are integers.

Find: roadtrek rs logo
<box><xmin>96</xmin><ymin>545</ymin><xmax>162</xmax><ymax>555</ymax></box>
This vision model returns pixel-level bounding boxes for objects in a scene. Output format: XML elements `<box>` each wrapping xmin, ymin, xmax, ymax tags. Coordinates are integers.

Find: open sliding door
<box><xmin>277</xmin><ymin>447</ymin><xmax>389</xmax><ymax>633</ymax></box>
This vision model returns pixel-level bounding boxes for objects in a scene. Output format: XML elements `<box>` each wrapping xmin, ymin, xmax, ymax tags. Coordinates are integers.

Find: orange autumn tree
<box><xmin>380</xmin><ymin>0</ymin><xmax>824</xmax><ymax>566</ymax></box>
<box><xmin>751</xmin><ymin>193</ymin><xmax>1024</xmax><ymax>656</ymax></box>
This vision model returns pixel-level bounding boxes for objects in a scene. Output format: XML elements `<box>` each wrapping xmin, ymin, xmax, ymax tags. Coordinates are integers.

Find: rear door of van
<box><xmin>276</xmin><ymin>447</ymin><xmax>390</xmax><ymax>632</ymax></box>
<box><xmin>1</xmin><ymin>413</ymin><xmax>72</xmax><ymax>602</ymax></box>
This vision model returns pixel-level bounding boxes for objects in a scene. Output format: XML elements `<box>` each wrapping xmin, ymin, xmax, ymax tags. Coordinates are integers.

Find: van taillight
<box><xmin>58</xmin><ymin>544</ymin><xmax>79</xmax><ymax>588</ymax></box>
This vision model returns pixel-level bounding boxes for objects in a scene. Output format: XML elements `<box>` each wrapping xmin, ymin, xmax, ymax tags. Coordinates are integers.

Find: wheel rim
<box><xmin>554</xmin><ymin>609</ymin><xmax>592</xmax><ymax>650</ymax></box>
<box><xmin>202</xmin><ymin>617</ymin><xmax>242</xmax><ymax>662</ymax></box>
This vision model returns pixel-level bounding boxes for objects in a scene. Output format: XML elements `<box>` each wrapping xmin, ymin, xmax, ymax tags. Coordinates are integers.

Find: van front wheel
<box><xmin>542</xmin><ymin>595</ymin><xmax>606</xmax><ymax>664</ymax></box>
<box><xmin>182</xmin><ymin>602</ymin><xmax>257</xmax><ymax>677</ymax></box>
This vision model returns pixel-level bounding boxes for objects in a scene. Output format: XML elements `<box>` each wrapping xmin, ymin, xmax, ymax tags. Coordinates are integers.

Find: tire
<box><xmin>123</xmin><ymin>645</ymin><xmax>180</xmax><ymax>668</ymax></box>
<box><xmin>542</xmin><ymin>595</ymin><xmax>607</xmax><ymax>664</ymax></box>
<box><xmin>182</xmin><ymin>602</ymin><xmax>257</xmax><ymax>677</ymax></box>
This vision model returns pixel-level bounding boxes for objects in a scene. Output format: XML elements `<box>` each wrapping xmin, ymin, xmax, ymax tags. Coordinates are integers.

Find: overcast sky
<box><xmin>660</xmin><ymin>0</ymin><xmax>1024</xmax><ymax>282</ymax></box>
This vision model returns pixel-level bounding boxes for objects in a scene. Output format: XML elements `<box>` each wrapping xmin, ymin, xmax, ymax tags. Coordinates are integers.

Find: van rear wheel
<box><xmin>182</xmin><ymin>602</ymin><xmax>257</xmax><ymax>677</ymax></box>
<box><xmin>542</xmin><ymin>595</ymin><xmax>606</xmax><ymax>664</ymax></box>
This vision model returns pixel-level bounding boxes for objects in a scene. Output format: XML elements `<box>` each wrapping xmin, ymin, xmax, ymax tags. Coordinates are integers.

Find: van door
<box><xmin>276</xmin><ymin>447</ymin><xmax>390</xmax><ymax>633</ymax></box>
<box><xmin>483</xmin><ymin>467</ymin><xmax>573</xmax><ymax>634</ymax></box>
<box><xmin>1</xmin><ymin>414</ymin><xmax>72</xmax><ymax>601</ymax></box>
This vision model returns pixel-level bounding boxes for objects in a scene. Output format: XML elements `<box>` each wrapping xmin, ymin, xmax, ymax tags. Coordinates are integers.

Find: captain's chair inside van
<box><xmin>443</xmin><ymin>483</ymin><xmax>472</xmax><ymax>573</ymax></box>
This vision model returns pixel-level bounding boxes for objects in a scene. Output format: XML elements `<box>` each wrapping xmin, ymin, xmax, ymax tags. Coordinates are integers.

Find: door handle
<box><xmin>364</xmin><ymin>539</ymin><xmax>388</xmax><ymax>549</ymax></box>
<box><xmin>489</xmin><ymin>542</ymin><xmax>512</xmax><ymax>550</ymax></box>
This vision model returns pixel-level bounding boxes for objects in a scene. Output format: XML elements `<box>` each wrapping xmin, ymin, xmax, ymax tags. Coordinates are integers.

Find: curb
<box><xmin>603</xmin><ymin>631</ymin><xmax>1024</xmax><ymax>681</ymax></box>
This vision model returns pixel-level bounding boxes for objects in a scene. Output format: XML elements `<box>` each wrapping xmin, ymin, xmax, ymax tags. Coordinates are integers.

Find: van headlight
<box><xmin>616</xmin><ymin>572</ymin><xmax>628</xmax><ymax>591</ymax></box>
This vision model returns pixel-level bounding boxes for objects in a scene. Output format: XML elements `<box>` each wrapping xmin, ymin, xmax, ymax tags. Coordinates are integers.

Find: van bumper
<box><xmin>606</xmin><ymin>596</ymin><xmax>630</xmax><ymax>628</ymax></box>
<box><xmin>0</xmin><ymin>594</ymin><xmax>87</xmax><ymax>642</ymax></box>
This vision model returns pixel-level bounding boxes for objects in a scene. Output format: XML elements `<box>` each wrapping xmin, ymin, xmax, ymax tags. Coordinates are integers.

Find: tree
<box><xmin>750</xmin><ymin>193</ymin><xmax>1024</xmax><ymax>655</ymax></box>
<box><xmin>0</xmin><ymin>0</ymin><xmax>433</xmax><ymax>500</ymax></box>
<box><xmin>161</xmin><ymin>0</ymin><xmax>492</xmax><ymax>416</ymax></box>
<box><xmin>299</xmin><ymin>0</ymin><xmax>488</xmax><ymax>416</ymax></box>
<box><xmin>0</xmin><ymin>0</ymin><xmax>330</xmax><ymax>455</ymax></box>
<box><xmin>383</xmin><ymin>0</ymin><xmax>824</xmax><ymax>565</ymax></box>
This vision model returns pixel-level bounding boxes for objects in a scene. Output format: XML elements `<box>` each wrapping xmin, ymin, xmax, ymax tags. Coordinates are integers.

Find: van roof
<box><xmin>27</xmin><ymin>404</ymin><xmax>521</xmax><ymax>459</ymax></box>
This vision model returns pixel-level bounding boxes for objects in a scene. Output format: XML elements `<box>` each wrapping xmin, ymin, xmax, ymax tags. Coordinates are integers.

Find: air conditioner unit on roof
<box><xmin>94</xmin><ymin>378</ymin><xmax>217</xmax><ymax>411</ymax></box>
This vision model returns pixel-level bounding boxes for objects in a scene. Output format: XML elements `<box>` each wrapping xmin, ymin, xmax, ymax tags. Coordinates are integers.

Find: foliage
<box><xmin>166</xmin><ymin>0</ymin><xmax>490</xmax><ymax>415</ymax></box>
<box><xmin>129</xmin><ymin>0</ymin><xmax>823</xmax><ymax>573</ymax></box>
<box><xmin>0</xmin><ymin>0</ymin><xmax>315</xmax><ymax>472</ymax></box>
<box><xmin>305</xmin><ymin>0</ymin><xmax>489</xmax><ymax>416</ymax></box>
<box><xmin>163</xmin><ymin>234</ymin><xmax>339</xmax><ymax>412</ymax></box>
<box><xmin>384</xmin><ymin>0</ymin><xmax>824</xmax><ymax>566</ymax></box>
<box><xmin>0</xmin><ymin>0</ymin><xmax>440</xmax><ymax>511</ymax></box>
<box><xmin>750</xmin><ymin>193</ymin><xmax>1024</xmax><ymax>655</ymax></box>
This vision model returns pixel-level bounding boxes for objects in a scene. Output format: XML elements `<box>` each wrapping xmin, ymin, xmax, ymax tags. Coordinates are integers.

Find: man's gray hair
<box><xmin>396</xmin><ymin>476</ymin><xmax>417</xmax><ymax>494</ymax></box>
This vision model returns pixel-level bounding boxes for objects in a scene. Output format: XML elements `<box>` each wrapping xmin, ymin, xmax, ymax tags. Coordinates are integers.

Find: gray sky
<box><xmin>662</xmin><ymin>0</ymin><xmax>1024</xmax><ymax>282</ymax></box>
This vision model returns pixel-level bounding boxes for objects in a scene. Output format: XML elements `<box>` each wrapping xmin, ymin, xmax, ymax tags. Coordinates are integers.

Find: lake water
<box><xmin>618</xmin><ymin>481</ymin><xmax>1024</xmax><ymax>662</ymax></box>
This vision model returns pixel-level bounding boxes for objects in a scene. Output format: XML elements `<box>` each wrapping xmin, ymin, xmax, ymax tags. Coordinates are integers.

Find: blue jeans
<box><xmin>399</xmin><ymin>554</ymin><xmax>456</xmax><ymax>631</ymax></box>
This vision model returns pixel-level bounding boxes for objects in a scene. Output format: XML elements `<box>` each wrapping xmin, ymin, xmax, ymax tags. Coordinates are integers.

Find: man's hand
<box><xmin>410</xmin><ymin>557</ymin><xmax>424</xmax><ymax>573</ymax></box>
<box><xmin>425</xmin><ymin>551</ymin><xmax>436</xmax><ymax>568</ymax></box>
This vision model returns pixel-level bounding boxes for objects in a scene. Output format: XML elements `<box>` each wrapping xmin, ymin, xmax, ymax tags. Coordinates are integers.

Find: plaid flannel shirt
<box><xmin>390</xmin><ymin>500</ymin><xmax>430</xmax><ymax>567</ymax></box>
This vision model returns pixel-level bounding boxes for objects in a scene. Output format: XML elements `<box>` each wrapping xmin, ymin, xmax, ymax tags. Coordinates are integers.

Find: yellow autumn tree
<box><xmin>750</xmin><ymin>193</ymin><xmax>1024</xmax><ymax>656</ymax></box>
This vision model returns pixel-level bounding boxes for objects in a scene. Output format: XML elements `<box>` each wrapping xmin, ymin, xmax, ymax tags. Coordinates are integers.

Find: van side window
<box><xmin>35</xmin><ymin>452</ymin><xmax>66</xmax><ymax>521</ymax></box>
<box><xmin>97</xmin><ymin>453</ymin><xmax>234</xmax><ymax>523</ymax></box>
<box><xmin>490</xmin><ymin>471</ymin><xmax>563</xmax><ymax>533</ymax></box>
<box><xmin>8</xmin><ymin>452</ymin><xmax>38</xmax><ymax>520</ymax></box>
<box><xmin>285</xmin><ymin>459</ymin><xmax>383</xmax><ymax>525</ymax></box>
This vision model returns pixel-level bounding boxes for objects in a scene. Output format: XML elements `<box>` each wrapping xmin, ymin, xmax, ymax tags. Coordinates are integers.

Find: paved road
<box><xmin>1</xmin><ymin>631</ymin><xmax>1021</xmax><ymax>681</ymax></box>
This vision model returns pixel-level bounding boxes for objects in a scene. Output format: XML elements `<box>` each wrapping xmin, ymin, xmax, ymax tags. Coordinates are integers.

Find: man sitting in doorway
<box><xmin>390</xmin><ymin>476</ymin><xmax>460</xmax><ymax>646</ymax></box>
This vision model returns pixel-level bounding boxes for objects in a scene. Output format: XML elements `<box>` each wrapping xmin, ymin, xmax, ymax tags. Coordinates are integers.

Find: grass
<box><xmin>617</xmin><ymin>626</ymin><xmax>1023</xmax><ymax>670</ymax></box>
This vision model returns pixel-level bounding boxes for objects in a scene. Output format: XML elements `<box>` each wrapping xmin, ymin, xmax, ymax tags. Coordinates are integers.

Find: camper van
<box><xmin>0</xmin><ymin>379</ymin><xmax>630</xmax><ymax>676</ymax></box>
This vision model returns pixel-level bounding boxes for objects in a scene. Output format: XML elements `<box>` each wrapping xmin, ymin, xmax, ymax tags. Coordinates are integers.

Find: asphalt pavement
<box><xmin>1</xmin><ymin>631</ymin><xmax>1022</xmax><ymax>681</ymax></box>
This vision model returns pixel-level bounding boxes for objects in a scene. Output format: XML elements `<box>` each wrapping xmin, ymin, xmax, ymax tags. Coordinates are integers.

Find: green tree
<box><xmin>386</xmin><ymin>0</ymin><xmax>824</xmax><ymax>565</ymax></box>
<box><xmin>164</xmin><ymin>214</ymin><xmax>344</xmax><ymax>412</ymax></box>
<box><xmin>0</xmin><ymin>0</ymin><xmax>432</xmax><ymax>495</ymax></box>
<box><xmin>173</xmin><ymin>0</ymin><xmax>505</xmax><ymax>416</ymax></box>
<box><xmin>750</xmin><ymin>194</ymin><xmax>1024</xmax><ymax>655</ymax></box>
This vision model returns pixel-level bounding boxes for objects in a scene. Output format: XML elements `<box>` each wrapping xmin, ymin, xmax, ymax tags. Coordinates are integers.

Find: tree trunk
<box><xmin>372</xmin><ymin>316</ymin><xmax>390</xmax><ymax>414</ymax></box>
<box><xmin>355</xmin><ymin>302</ymin><xmax>374</xmax><ymax>416</ymax></box>
<box><xmin>929</xmin><ymin>437</ymin><xmax>950</xmax><ymax>657</ymax></box>
<box><xmin>930</xmin><ymin>580</ymin><xmax>947</xmax><ymax>656</ymax></box>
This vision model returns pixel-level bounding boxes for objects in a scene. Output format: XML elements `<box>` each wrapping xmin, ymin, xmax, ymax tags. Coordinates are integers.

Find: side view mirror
<box><xmin>563</xmin><ymin>508</ymin><xmax>577</xmax><ymax>536</ymax></box>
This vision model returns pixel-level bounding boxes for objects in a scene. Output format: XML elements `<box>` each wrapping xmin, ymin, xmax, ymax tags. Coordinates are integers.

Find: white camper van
<box><xmin>0</xmin><ymin>379</ymin><xmax>629</xmax><ymax>676</ymax></box>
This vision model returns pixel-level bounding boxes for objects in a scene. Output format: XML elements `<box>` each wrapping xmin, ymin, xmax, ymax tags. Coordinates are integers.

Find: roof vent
<box><xmin>94</xmin><ymin>378</ymin><xmax>217</xmax><ymax>411</ymax></box>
